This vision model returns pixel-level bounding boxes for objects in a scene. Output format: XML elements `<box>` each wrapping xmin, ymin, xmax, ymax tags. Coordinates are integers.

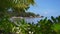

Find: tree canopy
<box><xmin>0</xmin><ymin>0</ymin><xmax>35</xmax><ymax>17</ymax></box>
<box><xmin>0</xmin><ymin>0</ymin><xmax>35</xmax><ymax>11</ymax></box>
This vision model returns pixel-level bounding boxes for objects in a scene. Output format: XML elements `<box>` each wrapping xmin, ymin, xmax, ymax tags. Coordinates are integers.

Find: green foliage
<box><xmin>0</xmin><ymin>0</ymin><xmax>35</xmax><ymax>11</ymax></box>
<box><xmin>0</xmin><ymin>0</ymin><xmax>35</xmax><ymax>18</ymax></box>
<box><xmin>0</xmin><ymin>16</ymin><xmax>15</xmax><ymax>34</ymax></box>
<box><xmin>0</xmin><ymin>16</ymin><xmax>60</xmax><ymax>34</ymax></box>
<box><xmin>0</xmin><ymin>0</ymin><xmax>60</xmax><ymax>34</ymax></box>
<box><xmin>0</xmin><ymin>16</ymin><xmax>29</xmax><ymax>34</ymax></box>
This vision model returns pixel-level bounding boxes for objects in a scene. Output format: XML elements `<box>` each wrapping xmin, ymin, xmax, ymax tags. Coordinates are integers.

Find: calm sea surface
<box><xmin>24</xmin><ymin>17</ymin><xmax>43</xmax><ymax>24</ymax></box>
<box><xmin>10</xmin><ymin>17</ymin><xmax>44</xmax><ymax>24</ymax></box>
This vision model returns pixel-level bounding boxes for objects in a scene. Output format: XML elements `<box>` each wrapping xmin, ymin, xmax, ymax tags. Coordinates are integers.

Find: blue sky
<box><xmin>27</xmin><ymin>0</ymin><xmax>60</xmax><ymax>18</ymax></box>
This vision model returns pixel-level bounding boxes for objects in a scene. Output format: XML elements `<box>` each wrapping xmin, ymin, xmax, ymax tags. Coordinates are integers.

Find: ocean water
<box><xmin>24</xmin><ymin>17</ymin><xmax>42</xmax><ymax>24</ymax></box>
<box><xmin>10</xmin><ymin>17</ymin><xmax>43</xmax><ymax>24</ymax></box>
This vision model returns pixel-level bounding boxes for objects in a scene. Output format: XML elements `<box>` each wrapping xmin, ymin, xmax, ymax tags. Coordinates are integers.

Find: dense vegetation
<box><xmin>0</xmin><ymin>0</ymin><xmax>40</xmax><ymax>18</ymax></box>
<box><xmin>0</xmin><ymin>16</ymin><xmax>60</xmax><ymax>34</ymax></box>
<box><xmin>0</xmin><ymin>0</ymin><xmax>35</xmax><ymax>17</ymax></box>
<box><xmin>0</xmin><ymin>0</ymin><xmax>60</xmax><ymax>34</ymax></box>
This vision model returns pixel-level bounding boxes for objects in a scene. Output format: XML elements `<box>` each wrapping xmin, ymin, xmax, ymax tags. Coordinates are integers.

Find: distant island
<box><xmin>8</xmin><ymin>11</ymin><xmax>44</xmax><ymax>18</ymax></box>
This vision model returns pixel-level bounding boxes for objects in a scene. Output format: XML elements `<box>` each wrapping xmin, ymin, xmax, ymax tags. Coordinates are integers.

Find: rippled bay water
<box><xmin>24</xmin><ymin>17</ymin><xmax>42</xmax><ymax>24</ymax></box>
<box><xmin>10</xmin><ymin>17</ymin><xmax>43</xmax><ymax>24</ymax></box>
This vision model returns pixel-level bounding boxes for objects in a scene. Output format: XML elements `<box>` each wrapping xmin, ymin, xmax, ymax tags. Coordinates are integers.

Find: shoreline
<box><xmin>12</xmin><ymin>16</ymin><xmax>43</xmax><ymax>18</ymax></box>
